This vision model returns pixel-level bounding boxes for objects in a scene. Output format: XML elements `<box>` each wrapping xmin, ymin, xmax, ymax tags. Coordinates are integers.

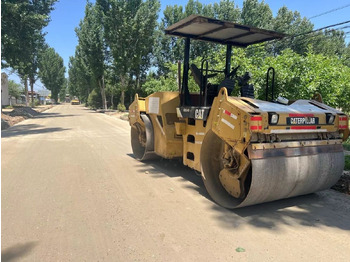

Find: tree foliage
<box><xmin>102</xmin><ymin>0</ymin><xmax>160</xmax><ymax>106</ymax></box>
<box><xmin>241</xmin><ymin>0</ymin><xmax>273</xmax><ymax>29</ymax></box>
<box><xmin>68</xmin><ymin>0</ymin><xmax>349</xmax><ymax>112</ymax></box>
<box><xmin>69</xmin><ymin>0</ymin><xmax>160</xmax><ymax>108</ymax></box>
<box><xmin>8</xmin><ymin>80</ymin><xmax>23</xmax><ymax>99</ymax></box>
<box><xmin>75</xmin><ymin>2</ymin><xmax>108</xmax><ymax>109</ymax></box>
<box><xmin>1</xmin><ymin>0</ymin><xmax>57</xmax><ymax>106</ymax></box>
<box><xmin>38</xmin><ymin>47</ymin><xmax>66</xmax><ymax>103</ymax></box>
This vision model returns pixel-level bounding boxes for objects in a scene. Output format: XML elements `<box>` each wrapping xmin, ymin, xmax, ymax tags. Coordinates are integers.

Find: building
<box><xmin>1</xmin><ymin>72</ymin><xmax>10</xmax><ymax>107</ymax></box>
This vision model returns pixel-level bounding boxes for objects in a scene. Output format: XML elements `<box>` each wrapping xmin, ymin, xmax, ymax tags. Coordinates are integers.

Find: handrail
<box><xmin>266</xmin><ymin>67</ymin><xmax>275</xmax><ymax>101</ymax></box>
<box><xmin>201</xmin><ymin>60</ymin><xmax>209</xmax><ymax>106</ymax></box>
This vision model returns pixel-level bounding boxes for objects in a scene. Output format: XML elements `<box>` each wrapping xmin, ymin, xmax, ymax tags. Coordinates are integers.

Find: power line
<box><xmin>34</xmin><ymin>83</ymin><xmax>45</xmax><ymax>89</ymax></box>
<box><xmin>294</xmin><ymin>20</ymin><xmax>350</xmax><ymax>37</ymax></box>
<box><xmin>245</xmin><ymin>26</ymin><xmax>350</xmax><ymax>54</ymax></box>
<box><xmin>309</xmin><ymin>3</ymin><xmax>350</xmax><ymax>19</ymax></box>
<box><xmin>333</xmin><ymin>25</ymin><xmax>350</xmax><ymax>31</ymax></box>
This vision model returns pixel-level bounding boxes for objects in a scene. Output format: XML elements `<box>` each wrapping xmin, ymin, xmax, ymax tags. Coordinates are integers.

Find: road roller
<box><xmin>129</xmin><ymin>15</ymin><xmax>349</xmax><ymax>208</ymax></box>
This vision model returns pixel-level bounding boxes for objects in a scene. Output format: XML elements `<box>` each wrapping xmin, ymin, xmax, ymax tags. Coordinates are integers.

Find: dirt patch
<box><xmin>1</xmin><ymin>105</ymin><xmax>53</xmax><ymax>130</ymax></box>
<box><xmin>101</xmin><ymin>110</ymin><xmax>129</xmax><ymax>121</ymax></box>
<box><xmin>332</xmin><ymin>171</ymin><xmax>350</xmax><ymax>195</ymax></box>
<box><xmin>9</xmin><ymin>107</ymin><xmax>39</xmax><ymax>118</ymax></box>
<box><xmin>1</xmin><ymin>113</ymin><xmax>25</xmax><ymax>129</ymax></box>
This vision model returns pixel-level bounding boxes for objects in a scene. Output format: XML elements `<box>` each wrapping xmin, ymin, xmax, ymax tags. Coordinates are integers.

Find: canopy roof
<box><xmin>165</xmin><ymin>15</ymin><xmax>286</xmax><ymax>47</ymax></box>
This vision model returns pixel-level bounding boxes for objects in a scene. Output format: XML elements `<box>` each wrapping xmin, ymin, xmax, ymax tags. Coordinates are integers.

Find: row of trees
<box><xmin>155</xmin><ymin>0</ymin><xmax>349</xmax><ymax>73</ymax></box>
<box><xmin>69</xmin><ymin>0</ymin><xmax>350</xmax><ymax>112</ymax></box>
<box><xmin>69</xmin><ymin>0</ymin><xmax>160</xmax><ymax>110</ymax></box>
<box><xmin>1</xmin><ymin>0</ymin><xmax>66</xmax><ymax>104</ymax></box>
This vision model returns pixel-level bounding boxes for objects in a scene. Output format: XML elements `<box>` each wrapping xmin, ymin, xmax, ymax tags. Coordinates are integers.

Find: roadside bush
<box><xmin>87</xmin><ymin>89</ymin><xmax>102</xmax><ymax>109</ymax></box>
<box><xmin>117</xmin><ymin>103</ymin><xmax>126</xmax><ymax>111</ymax></box>
<box><xmin>345</xmin><ymin>155</ymin><xmax>350</xmax><ymax>171</ymax></box>
<box><xmin>344</xmin><ymin>136</ymin><xmax>350</xmax><ymax>151</ymax></box>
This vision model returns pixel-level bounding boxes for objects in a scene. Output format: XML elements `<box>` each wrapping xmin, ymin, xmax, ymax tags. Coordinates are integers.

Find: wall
<box><xmin>1</xmin><ymin>73</ymin><xmax>10</xmax><ymax>106</ymax></box>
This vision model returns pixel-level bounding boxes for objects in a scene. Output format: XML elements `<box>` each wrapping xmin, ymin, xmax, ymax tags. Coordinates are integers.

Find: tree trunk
<box><xmin>111</xmin><ymin>93</ymin><xmax>114</xmax><ymax>109</ymax></box>
<box><xmin>102</xmin><ymin>76</ymin><xmax>107</xmax><ymax>110</ymax></box>
<box><xmin>29</xmin><ymin>77</ymin><xmax>35</xmax><ymax>107</ymax></box>
<box><xmin>53</xmin><ymin>90</ymin><xmax>58</xmax><ymax>103</ymax></box>
<box><xmin>121</xmin><ymin>90</ymin><xmax>125</xmax><ymax>107</ymax></box>
<box><xmin>120</xmin><ymin>75</ymin><xmax>127</xmax><ymax>107</ymax></box>
<box><xmin>98</xmin><ymin>76</ymin><xmax>107</xmax><ymax>110</ymax></box>
<box><xmin>131</xmin><ymin>74</ymin><xmax>140</xmax><ymax>102</ymax></box>
<box><xmin>24</xmin><ymin>78</ymin><xmax>29</xmax><ymax>106</ymax></box>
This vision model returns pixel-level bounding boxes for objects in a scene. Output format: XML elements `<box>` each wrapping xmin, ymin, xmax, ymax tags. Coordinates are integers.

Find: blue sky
<box><xmin>3</xmin><ymin>0</ymin><xmax>350</xmax><ymax>90</ymax></box>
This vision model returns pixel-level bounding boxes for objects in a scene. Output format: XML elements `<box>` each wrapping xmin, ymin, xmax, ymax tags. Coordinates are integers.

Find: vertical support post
<box><xmin>225</xmin><ymin>44</ymin><xmax>232</xmax><ymax>78</ymax></box>
<box><xmin>182</xmin><ymin>37</ymin><xmax>191</xmax><ymax>106</ymax></box>
<box><xmin>177</xmin><ymin>61</ymin><xmax>182</xmax><ymax>93</ymax></box>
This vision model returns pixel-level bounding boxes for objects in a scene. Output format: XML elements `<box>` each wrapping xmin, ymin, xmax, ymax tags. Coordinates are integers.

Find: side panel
<box><xmin>129</xmin><ymin>94</ymin><xmax>146</xmax><ymax>126</ymax></box>
<box><xmin>145</xmin><ymin>92</ymin><xmax>183</xmax><ymax>159</ymax></box>
<box><xmin>181</xmin><ymin>119</ymin><xmax>206</xmax><ymax>171</ymax></box>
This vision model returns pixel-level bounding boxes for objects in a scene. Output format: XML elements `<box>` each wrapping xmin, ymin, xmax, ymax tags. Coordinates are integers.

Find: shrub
<box><xmin>117</xmin><ymin>103</ymin><xmax>126</xmax><ymax>111</ymax></box>
<box><xmin>87</xmin><ymin>89</ymin><xmax>102</xmax><ymax>109</ymax></box>
<box><xmin>345</xmin><ymin>155</ymin><xmax>350</xmax><ymax>171</ymax></box>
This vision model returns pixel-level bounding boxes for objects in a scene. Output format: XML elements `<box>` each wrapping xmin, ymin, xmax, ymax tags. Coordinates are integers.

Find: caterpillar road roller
<box><xmin>129</xmin><ymin>15</ymin><xmax>349</xmax><ymax>208</ymax></box>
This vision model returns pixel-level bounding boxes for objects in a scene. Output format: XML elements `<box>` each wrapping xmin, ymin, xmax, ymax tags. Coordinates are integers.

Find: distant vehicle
<box><xmin>71</xmin><ymin>98</ymin><xmax>80</xmax><ymax>105</ymax></box>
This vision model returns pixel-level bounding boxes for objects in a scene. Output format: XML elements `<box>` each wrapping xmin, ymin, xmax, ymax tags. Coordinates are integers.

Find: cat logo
<box><xmin>290</xmin><ymin>117</ymin><xmax>316</xmax><ymax>125</ymax></box>
<box><xmin>195</xmin><ymin>109</ymin><xmax>204</xmax><ymax>119</ymax></box>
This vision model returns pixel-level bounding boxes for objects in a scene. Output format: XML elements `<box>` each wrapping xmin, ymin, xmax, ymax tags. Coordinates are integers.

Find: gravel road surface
<box><xmin>2</xmin><ymin>104</ymin><xmax>350</xmax><ymax>261</ymax></box>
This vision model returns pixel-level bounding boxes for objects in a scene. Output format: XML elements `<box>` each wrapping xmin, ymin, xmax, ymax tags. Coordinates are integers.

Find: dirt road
<box><xmin>2</xmin><ymin>104</ymin><xmax>350</xmax><ymax>261</ymax></box>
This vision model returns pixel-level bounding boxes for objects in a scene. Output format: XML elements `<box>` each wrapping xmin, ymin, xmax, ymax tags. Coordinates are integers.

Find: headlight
<box><xmin>326</xmin><ymin>113</ymin><xmax>335</xmax><ymax>124</ymax></box>
<box><xmin>269</xmin><ymin>113</ymin><xmax>279</xmax><ymax>125</ymax></box>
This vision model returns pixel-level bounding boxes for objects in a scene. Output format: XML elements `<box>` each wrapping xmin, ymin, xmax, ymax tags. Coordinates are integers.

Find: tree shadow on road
<box><xmin>1</xmin><ymin>241</ymin><xmax>38</xmax><ymax>262</ymax></box>
<box><xmin>1</xmin><ymin>124</ymin><xmax>70</xmax><ymax>138</ymax></box>
<box><xmin>211</xmin><ymin>191</ymin><xmax>350</xmax><ymax>231</ymax></box>
<box><xmin>128</xmin><ymin>154</ymin><xmax>350</xmax><ymax>232</ymax></box>
<box><xmin>34</xmin><ymin>112</ymin><xmax>76</xmax><ymax>119</ymax></box>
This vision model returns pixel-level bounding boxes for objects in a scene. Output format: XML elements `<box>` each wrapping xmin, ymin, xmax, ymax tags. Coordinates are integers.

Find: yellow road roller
<box><xmin>129</xmin><ymin>15</ymin><xmax>349</xmax><ymax>208</ymax></box>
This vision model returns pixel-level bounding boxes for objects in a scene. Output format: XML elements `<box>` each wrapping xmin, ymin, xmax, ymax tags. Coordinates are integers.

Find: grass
<box><xmin>344</xmin><ymin>135</ymin><xmax>350</xmax><ymax>151</ymax></box>
<box><xmin>344</xmin><ymin>144</ymin><xmax>350</xmax><ymax>151</ymax></box>
<box><xmin>345</xmin><ymin>155</ymin><xmax>350</xmax><ymax>171</ymax></box>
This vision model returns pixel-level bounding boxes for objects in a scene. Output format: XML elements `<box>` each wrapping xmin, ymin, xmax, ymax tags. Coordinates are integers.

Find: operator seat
<box><xmin>238</xmin><ymin>72</ymin><xmax>255</xmax><ymax>99</ymax></box>
<box><xmin>190</xmin><ymin>64</ymin><xmax>204</xmax><ymax>90</ymax></box>
<box><xmin>218</xmin><ymin>78</ymin><xmax>235</xmax><ymax>96</ymax></box>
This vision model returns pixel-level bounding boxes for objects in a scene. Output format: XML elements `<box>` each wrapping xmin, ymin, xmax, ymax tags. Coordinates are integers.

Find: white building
<box><xmin>1</xmin><ymin>72</ymin><xmax>10</xmax><ymax>107</ymax></box>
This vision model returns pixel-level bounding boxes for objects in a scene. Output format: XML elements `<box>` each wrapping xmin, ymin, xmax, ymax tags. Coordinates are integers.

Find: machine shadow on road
<box><xmin>1</xmin><ymin>241</ymin><xmax>38</xmax><ymax>262</ymax></box>
<box><xmin>127</xmin><ymin>154</ymin><xmax>211</xmax><ymax>202</ymax></box>
<box><xmin>1</xmin><ymin>124</ymin><xmax>70</xmax><ymax>138</ymax></box>
<box><xmin>128</xmin><ymin>154</ymin><xmax>350</xmax><ymax>232</ymax></box>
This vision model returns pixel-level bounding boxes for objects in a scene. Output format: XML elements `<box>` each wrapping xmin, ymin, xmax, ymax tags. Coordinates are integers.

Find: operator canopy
<box><xmin>165</xmin><ymin>15</ymin><xmax>286</xmax><ymax>47</ymax></box>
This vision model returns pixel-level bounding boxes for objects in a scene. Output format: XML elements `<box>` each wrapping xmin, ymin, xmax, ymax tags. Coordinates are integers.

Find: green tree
<box><xmin>310</xmin><ymin>30</ymin><xmax>346</xmax><ymax>57</ymax></box>
<box><xmin>8</xmin><ymin>80</ymin><xmax>23</xmax><ymax>99</ymax></box>
<box><xmin>271</xmin><ymin>6</ymin><xmax>314</xmax><ymax>55</ymax></box>
<box><xmin>128</xmin><ymin>0</ymin><xmax>160</xmax><ymax>100</ymax></box>
<box><xmin>241</xmin><ymin>0</ymin><xmax>273</xmax><ymax>29</ymax></box>
<box><xmin>154</xmin><ymin>4</ymin><xmax>185</xmax><ymax>75</ymax></box>
<box><xmin>213</xmin><ymin>0</ymin><xmax>240</xmax><ymax>21</ymax></box>
<box><xmin>154</xmin><ymin>0</ymin><xmax>242</xmax><ymax>76</ymax></box>
<box><xmin>68</xmin><ymin>46</ymin><xmax>94</xmax><ymax>103</ymax></box>
<box><xmin>76</xmin><ymin>2</ymin><xmax>108</xmax><ymax>109</ymax></box>
<box><xmin>38</xmin><ymin>47</ymin><xmax>66</xmax><ymax>103</ymax></box>
<box><xmin>101</xmin><ymin>0</ymin><xmax>160</xmax><ymax>107</ymax></box>
<box><xmin>1</xmin><ymin>0</ymin><xmax>57</xmax><ymax>106</ymax></box>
